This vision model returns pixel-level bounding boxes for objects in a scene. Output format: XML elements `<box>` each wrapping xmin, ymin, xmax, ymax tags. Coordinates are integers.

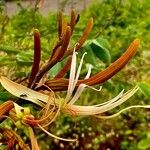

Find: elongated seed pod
<box><xmin>32</xmin><ymin>27</ymin><xmax>72</xmax><ymax>87</ymax></box>
<box><xmin>55</xmin><ymin>17</ymin><xmax>94</xmax><ymax>77</ymax></box>
<box><xmin>61</xmin><ymin>20</ymin><xmax>68</xmax><ymax>38</ymax></box>
<box><xmin>32</xmin><ymin>18</ymin><xmax>93</xmax><ymax>87</ymax></box>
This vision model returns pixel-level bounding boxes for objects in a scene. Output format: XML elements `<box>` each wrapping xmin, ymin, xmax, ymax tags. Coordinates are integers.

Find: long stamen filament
<box><xmin>96</xmin><ymin>105</ymin><xmax>150</xmax><ymax>119</ymax></box>
<box><xmin>37</xmin><ymin>123</ymin><xmax>77</xmax><ymax>142</ymax></box>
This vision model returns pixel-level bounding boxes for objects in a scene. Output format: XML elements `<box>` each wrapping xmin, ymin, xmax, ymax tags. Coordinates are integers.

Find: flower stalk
<box><xmin>28</xmin><ymin>29</ymin><xmax>41</xmax><ymax>88</ymax></box>
<box><xmin>0</xmin><ymin>48</ymin><xmax>140</xmax><ymax>117</ymax></box>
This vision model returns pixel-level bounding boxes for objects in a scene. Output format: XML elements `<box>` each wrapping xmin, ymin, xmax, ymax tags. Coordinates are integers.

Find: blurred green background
<box><xmin>0</xmin><ymin>0</ymin><xmax>150</xmax><ymax>149</ymax></box>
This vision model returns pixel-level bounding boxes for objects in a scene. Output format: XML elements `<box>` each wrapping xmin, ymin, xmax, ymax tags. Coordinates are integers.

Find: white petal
<box><xmin>68</xmin><ymin>84</ymin><xmax>102</xmax><ymax>105</ymax></box>
<box><xmin>65</xmin><ymin>86</ymin><xmax>138</xmax><ymax>115</ymax></box>
<box><xmin>65</xmin><ymin>49</ymin><xmax>77</xmax><ymax>102</ymax></box>
<box><xmin>94</xmin><ymin>90</ymin><xmax>124</xmax><ymax>107</ymax></box>
<box><xmin>84</xmin><ymin>64</ymin><xmax>92</xmax><ymax>79</ymax></box>
<box><xmin>73</xmin><ymin>52</ymin><xmax>87</xmax><ymax>87</ymax></box>
<box><xmin>68</xmin><ymin>64</ymin><xmax>93</xmax><ymax>105</ymax></box>
<box><xmin>68</xmin><ymin>84</ymin><xmax>86</xmax><ymax>105</ymax></box>
<box><xmin>0</xmin><ymin>76</ymin><xmax>48</xmax><ymax>107</ymax></box>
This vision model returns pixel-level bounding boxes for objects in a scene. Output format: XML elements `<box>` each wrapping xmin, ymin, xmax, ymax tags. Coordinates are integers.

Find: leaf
<box><xmin>16</xmin><ymin>50</ymin><xmax>33</xmax><ymax>66</ymax></box>
<box><xmin>90</xmin><ymin>37</ymin><xmax>111</xmax><ymax>64</ymax></box>
<box><xmin>0</xmin><ymin>45</ymin><xmax>19</xmax><ymax>54</ymax></box>
<box><xmin>0</xmin><ymin>76</ymin><xmax>47</xmax><ymax>106</ymax></box>
<box><xmin>138</xmin><ymin>83</ymin><xmax>150</xmax><ymax>99</ymax></box>
<box><xmin>82</xmin><ymin>45</ymin><xmax>97</xmax><ymax>66</ymax></box>
<box><xmin>96</xmin><ymin>37</ymin><xmax>111</xmax><ymax>50</ymax></box>
<box><xmin>49</xmin><ymin>62</ymin><xmax>63</xmax><ymax>77</ymax></box>
<box><xmin>0</xmin><ymin>91</ymin><xmax>13</xmax><ymax>102</ymax></box>
<box><xmin>138</xmin><ymin>138</ymin><xmax>150</xmax><ymax>149</ymax></box>
<box><xmin>0</xmin><ymin>56</ymin><xmax>14</xmax><ymax>66</ymax></box>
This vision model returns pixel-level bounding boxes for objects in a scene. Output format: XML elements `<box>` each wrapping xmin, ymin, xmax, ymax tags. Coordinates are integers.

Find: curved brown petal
<box><xmin>45</xmin><ymin>39</ymin><xmax>140</xmax><ymax>91</ymax></box>
<box><xmin>80</xmin><ymin>39</ymin><xmax>140</xmax><ymax>85</ymax></box>
<box><xmin>28</xmin><ymin>29</ymin><xmax>41</xmax><ymax>88</ymax></box>
<box><xmin>63</xmin><ymin>17</ymin><xmax>94</xmax><ymax>58</ymax></box>
<box><xmin>54</xmin><ymin>18</ymin><xmax>94</xmax><ymax>79</ymax></box>
<box><xmin>54</xmin><ymin>57</ymin><xmax>72</xmax><ymax>78</ymax></box>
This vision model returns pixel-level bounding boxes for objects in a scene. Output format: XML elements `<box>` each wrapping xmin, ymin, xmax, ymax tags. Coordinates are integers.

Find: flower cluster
<box><xmin>0</xmin><ymin>10</ymin><xmax>148</xmax><ymax>150</ymax></box>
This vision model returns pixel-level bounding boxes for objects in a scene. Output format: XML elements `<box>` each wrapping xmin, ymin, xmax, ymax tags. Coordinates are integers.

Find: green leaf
<box><xmin>49</xmin><ymin>62</ymin><xmax>62</xmax><ymax>77</ymax></box>
<box><xmin>82</xmin><ymin>45</ymin><xmax>97</xmax><ymax>66</ymax></box>
<box><xmin>0</xmin><ymin>91</ymin><xmax>13</xmax><ymax>103</ymax></box>
<box><xmin>96</xmin><ymin>37</ymin><xmax>111</xmax><ymax>50</ymax></box>
<box><xmin>16</xmin><ymin>50</ymin><xmax>33</xmax><ymax>66</ymax></box>
<box><xmin>0</xmin><ymin>45</ymin><xmax>19</xmax><ymax>54</ymax></box>
<box><xmin>0</xmin><ymin>56</ymin><xmax>15</xmax><ymax>67</ymax></box>
<box><xmin>138</xmin><ymin>138</ymin><xmax>150</xmax><ymax>149</ymax></box>
<box><xmin>90</xmin><ymin>37</ymin><xmax>111</xmax><ymax>64</ymax></box>
<box><xmin>138</xmin><ymin>83</ymin><xmax>150</xmax><ymax>99</ymax></box>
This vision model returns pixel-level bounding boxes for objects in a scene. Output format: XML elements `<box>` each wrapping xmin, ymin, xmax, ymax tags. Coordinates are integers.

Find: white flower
<box><xmin>0</xmin><ymin>49</ymin><xmax>140</xmax><ymax>117</ymax></box>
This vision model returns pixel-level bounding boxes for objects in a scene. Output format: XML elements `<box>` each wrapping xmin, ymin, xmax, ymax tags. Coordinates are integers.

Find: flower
<box><xmin>0</xmin><ymin>45</ymin><xmax>140</xmax><ymax>117</ymax></box>
<box><xmin>1</xmin><ymin>39</ymin><xmax>150</xmax><ymax>144</ymax></box>
<box><xmin>45</xmin><ymin>39</ymin><xmax>140</xmax><ymax>91</ymax></box>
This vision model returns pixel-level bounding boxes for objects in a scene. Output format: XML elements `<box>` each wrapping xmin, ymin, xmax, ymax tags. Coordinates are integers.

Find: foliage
<box><xmin>81</xmin><ymin>0</ymin><xmax>150</xmax><ymax>58</ymax></box>
<box><xmin>138</xmin><ymin>83</ymin><xmax>150</xmax><ymax>99</ymax></box>
<box><xmin>0</xmin><ymin>0</ymin><xmax>150</xmax><ymax>149</ymax></box>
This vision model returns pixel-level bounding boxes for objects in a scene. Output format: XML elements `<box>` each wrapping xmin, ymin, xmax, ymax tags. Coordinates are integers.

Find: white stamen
<box><xmin>38</xmin><ymin>124</ymin><xmax>76</xmax><ymax>142</ymax></box>
<box><xmin>68</xmin><ymin>84</ymin><xmax>86</xmax><ymax>105</ymax></box>
<box><xmin>96</xmin><ymin>105</ymin><xmax>150</xmax><ymax>119</ymax></box>
<box><xmin>68</xmin><ymin>84</ymin><xmax>101</xmax><ymax>105</ymax></box>
<box><xmin>94</xmin><ymin>90</ymin><xmax>124</xmax><ymax>107</ymax></box>
<box><xmin>66</xmin><ymin>86</ymin><xmax>138</xmax><ymax>115</ymax></box>
<box><xmin>73</xmin><ymin>52</ymin><xmax>87</xmax><ymax>87</ymax></box>
<box><xmin>65</xmin><ymin>47</ymin><xmax>87</xmax><ymax>103</ymax></box>
<box><xmin>68</xmin><ymin>63</ymin><xmax>92</xmax><ymax>105</ymax></box>
<box><xmin>65</xmin><ymin>47</ymin><xmax>77</xmax><ymax>102</ymax></box>
<box><xmin>68</xmin><ymin>53</ymin><xmax>99</xmax><ymax>105</ymax></box>
<box><xmin>85</xmin><ymin>64</ymin><xmax>93</xmax><ymax>79</ymax></box>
